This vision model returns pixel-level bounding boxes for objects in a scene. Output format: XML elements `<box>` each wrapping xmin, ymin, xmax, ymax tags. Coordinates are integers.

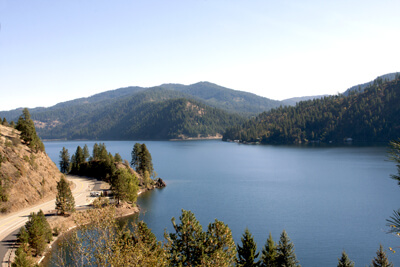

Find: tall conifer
<box><xmin>261</xmin><ymin>232</ymin><xmax>277</xmax><ymax>267</ymax></box>
<box><xmin>276</xmin><ymin>230</ymin><xmax>300</xmax><ymax>267</ymax></box>
<box><xmin>55</xmin><ymin>175</ymin><xmax>75</xmax><ymax>215</ymax></box>
<box><xmin>337</xmin><ymin>250</ymin><xmax>354</xmax><ymax>267</ymax></box>
<box><xmin>59</xmin><ymin>147</ymin><xmax>70</xmax><ymax>173</ymax></box>
<box><xmin>371</xmin><ymin>244</ymin><xmax>393</xmax><ymax>267</ymax></box>
<box><xmin>237</xmin><ymin>228</ymin><xmax>260</xmax><ymax>267</ymax></box>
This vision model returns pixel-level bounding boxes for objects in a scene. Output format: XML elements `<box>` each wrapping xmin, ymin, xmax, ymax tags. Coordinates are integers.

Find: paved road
<box><xmin>0</xmin><ymin>176</ymin><xmax>98</xmax><ymax>267</ymax></box>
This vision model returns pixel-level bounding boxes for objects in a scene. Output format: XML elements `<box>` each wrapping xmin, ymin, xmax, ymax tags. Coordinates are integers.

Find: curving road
<box><xmin>0</xmin><ymin>175</ymin><xmax>101</xmax><ymax>267</ymax></box>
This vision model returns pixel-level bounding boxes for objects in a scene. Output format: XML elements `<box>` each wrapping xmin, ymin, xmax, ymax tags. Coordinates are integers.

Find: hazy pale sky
<box><xmin>1</xmin><ymin>0</ymin><xmax>399</xmax><ymax>111</ymax></box>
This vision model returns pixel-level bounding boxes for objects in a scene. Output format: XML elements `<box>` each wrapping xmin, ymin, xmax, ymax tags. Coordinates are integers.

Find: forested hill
<box><xmin>0</xmin><ymin>82</ymin><xmax>283</xmax><ymax>140</ymax></box>
<box><xmin>34</xmin><ymin>88</ymin><xmax>246</xmax><ymax>140</ymax></box>
<box><xmin>159</xmin><ymin>82</ymin><xmax>282</xmax><ymax>115</ymax></box>
<box><xmin>0</xmin><ymin>82</ymin><xmax>282</xmax><ymax>122</ymax></box>
<box><xmin>343</xmin><ymin>72</ymin><xmax>399</xmax><ymax>96</ymax></box>
<box><xmin>223</xmin><ymin>76</ymin><xmax>400</xmax><ymax>144</ymax></box>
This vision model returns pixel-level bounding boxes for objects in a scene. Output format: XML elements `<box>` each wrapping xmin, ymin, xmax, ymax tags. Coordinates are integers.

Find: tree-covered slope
<box><xmin>343</xmin><ymin>72</ymin><xmax>399</xmax><ymax>96</ymax></box>
<box><xmin>160</xmin><ymin>82</ymin><xmax>282</xmax><ymax>115</ymax></box>
<box><xmin>223</xmin><ymin>76</ymin><xmax>400</xmax><ymax>144</ymax></box>
<box><xmin>37</xmin><ymin>88</ymin><xmax>245</xmax><ymax>140</ymax></box>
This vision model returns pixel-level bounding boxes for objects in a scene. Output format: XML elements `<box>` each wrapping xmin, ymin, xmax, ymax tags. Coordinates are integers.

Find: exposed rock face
<box><xmin>0</xmin><ymin>125</ymin><xmax>62</xmax><ymax>213</ymax></box>
<box><xmin>154</xmin><ymin>178</ymin><xmax>166</xmax><ymax>188</ymax></box>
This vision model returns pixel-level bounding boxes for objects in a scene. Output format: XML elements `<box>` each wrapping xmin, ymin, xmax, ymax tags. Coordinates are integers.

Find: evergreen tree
<box><xmin>2</xmin><ymin>118</ymin><xmax>9</xmax><ymax>126</ymax></box>
<box><xmin>71</xmin><ymin>146</ymin><xmax>84</xmax><ymax>172</ymax></box>
<box><xmin>55</xmin><ymin>175</ymin><xmax>75</xmax><ymax>215</ymax></box>
<box><xmin>11</xmin><ymin>246</ymin><xmax>34</xmax><ymax>267</ymax></box>
<box><xmin>114</xmin><ymin>153</ymin><xmax>122</xmax><ymax>163</ymax></box>
<box><xmin>261</xmin><ymin>232</ymin><xmax>277</xmax><ymax>267</ymax></box>
<box><xmin>37</xmin><ymin>209</ymin><xmax>53</xmax><ymax>243</ymax></box>
<box><xmin>83</xmin><ymin>144</ymin><xmax>90</xmax><ymax>162</ymax></box>
<box><xmin>276</xmin><ymin>230</ymin><xmax>300</xmax><ymax>267</ymax></box>
<box><xmin>167</xmin><ymin>209</ymin><xmax>206</xmax><ymax>266</ymax></box>
<box><xmin>134</xmin><ymin>221</ymin><xmax>158</xmax><ymax>246</ymax></box>
<box><xmin>98</xmin><ymin>143</ymin><xmax>108</xmax><ymax>161</ymax></box>
<box><xmin>237</xmin><ymin>228</ymin><xmax>260</xmax><ymax>267</ymax></box>
<box><xmin>130</xmin><ymin>143</ymin><xmax>142</xmax><ymax>171</ymax></box>
<box><xmin>59</xmin><ymin>147</ymin><xmax>70</xmax><ymax>174</ymax></box>
<box><xmin>371</xmin><ymin>244</ymin><xmax>393</xmax><ymax>267</ymax></box>
<box><xmin>110</xmin><ymin>168</ymin><xmax>138</xmax><ymax>205</ymax></box>
<box><xmin>92</xmin><ymin>143</ymin><xmax>100</xmax><ymax>160</ymax></box>
<box><xmin>16</xmin><ymin>227</ymin><xmax>29</xmax><ymax>252</ymax></box>
<box><xmin>131</xmin><ymin>143</ymin><xmax>155</xmax><ymax>177</ymax></box>
<box><xmin>337</xmin><ymin>250</ymin><xmax>354</xmax><ymax>267</ymax></box>
<box><xmin>139</xmin><ymin>143</ymin><xmax>154</xmax><ymax>177</ymax></box>
<box><xmin>16</xmin><ymin>108</ymin><xmax>44</xmax><ymax>152</ymax></box>
<box><xmin>25</xmin><ymin>210</ymin><xmax>52</xmax><ymax>256</ymax></box>
<box><xmin>204</xmin><ymin>219</ymin><xmax>237</xmax><ymax>266</ymax></box>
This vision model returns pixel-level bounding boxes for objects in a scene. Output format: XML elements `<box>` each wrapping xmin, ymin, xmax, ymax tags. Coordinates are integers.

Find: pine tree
<box><xmin>167</xmin><ymin>209</ymin><xmax>206</xmax><ymax>267</ymax></box>
<box><xmin>371</xmin><ymin>244</ymin><xmax>393</xmax><ymax>267</ymax></box>
<box><xmin>130</xmin><ymin>143</ymin><xmax>142</xmax><ymax>171</ymax></box>
<box><xmin>59</xmin><ymin>147</ymin><xmax>70</xmax><ymax>174</ymax></box>
<box><xmin>114</xmin><ymin>153</ymin><xmax>122</xmax><ymax>163</ymax></box>
<box><xmin>2</xmin><ymin>117</ymin><xmax>9</xmax><ymax>126</ymax></box>
<box><xmin>237</xmin><ymin>228</ymin><xmax>260</xmax><ymax>267</ymax></box>
<box><xmin>337</xmin><ymin>250</ymin><xmax>354</xmax><ymax>267</ymax></box>
<box><xmin>55</xmin><ymin>175</ymin><xmax>75</xmax><ymax>215</ymax></box>
<box><xmin>11</xmin><ymin>246</ymin><xmax>34</xmax><ymax>267</ymax></box>
<box><xmin>37</xmin><ymin>209</ymin><xmax>53</xmax><ymax>243</ymax></box>
<box><xmin>25</xmin><ymin>210</ymin><xmax>52</xmax><ymax>256</ymax></box>
<box><xmin>276</xmin><ymin>230</ymin><xmax>300</xmax><ymax>267</ymax></box>
<box><xmin>204</xmin><ymin>219</ymin><xmax>237</xmax><ymax>266</ymax></box>
<box><xmin>139</xmin><ymin>143</ymin><xmax>154</xmax><ymax>177</ymax></box>
<box><xmin>261</xmin><ymin>232</ymin><xmax>277</xmax><ymax>267</ymax></box>
<box><xmin>83</xmin><ymin>144</ymin><xmax>90</xmax><ymax>162</ymax></box>
<box><xmin>16</xmin><ymin>227</ymin><xmax>29</xmax><ymax>252</ymax></box>
<box><xmin>70</xmin><ymin>146</ymin><xmax>84</xmax><ymax>173</ymax></box>
<box><xmin>16</xmin><ymin>108</ymin><xmax>44</xmax><ymax>152</ymax></box>
<box><xmin>131</xmin><ymin>143</ymin><xmax>155</xmax><ymax>177</ymax></box>
<box><xmin>92</xmin><ymin>143</ymin><xmax>100</xmax><ymax>160</ymax></box>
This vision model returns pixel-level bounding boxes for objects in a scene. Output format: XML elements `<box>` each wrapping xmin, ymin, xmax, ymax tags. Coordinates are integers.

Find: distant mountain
<box><xmin>343</xmin><ymin>72</ymin><xmax>400</xmax><ymax>96</ymax></box>
<box><xmin>281</xmin><ymin>95</ymin><xmax>329</xmax><ymax>106</ymax></box>
<box><xmin>28</xmin><ymin>87</ymin><xmax>245</xmax><ymax>140</ymax></box>
<box><xmin>0</xmin><ymin>82</ymin><xmax>283</xmax><ymax>140</ymax></box>
<box><xmin>223</xmin><ymin>76</ymin><xmax>400</xmax><ymax>144</ymax></box>
<box><xmin>0</xmin><ymin>82</ymin><xmax>282</xmax><ymax>122</ymax></box>
<box><xmin>159</xmin><ymin>82</ymin><xmax>282</xmax><ymax>115</ymax></box>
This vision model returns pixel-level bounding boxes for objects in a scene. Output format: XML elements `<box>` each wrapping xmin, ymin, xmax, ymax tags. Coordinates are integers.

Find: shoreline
<box><xmin>8</xmin><ymin>177</ymin><xmax>166</xmax><ymax>266</ymax></box>
<box><xmin>34</xmin><ymin>202</ymin><xmax>140</xmax><ymax>266</ymax></box>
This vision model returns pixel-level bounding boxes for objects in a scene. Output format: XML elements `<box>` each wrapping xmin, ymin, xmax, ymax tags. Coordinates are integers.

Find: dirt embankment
<box><xmin>0</xmin><ymin>124</ymin><xmax>62</xmax><ymax>213</ymax></box>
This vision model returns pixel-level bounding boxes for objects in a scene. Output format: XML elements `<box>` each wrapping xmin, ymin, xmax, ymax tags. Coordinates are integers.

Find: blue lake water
<box><xmin>44</xmin><ymin>140</ymin><xmax>400</xmax><ymax>266</ymax></box>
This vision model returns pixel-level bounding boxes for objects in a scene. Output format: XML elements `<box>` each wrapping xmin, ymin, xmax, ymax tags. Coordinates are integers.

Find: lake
<box><xmin>44</xmin><ymin>140</ymin><xmax>400</xmax><ymax>266</ymax></box>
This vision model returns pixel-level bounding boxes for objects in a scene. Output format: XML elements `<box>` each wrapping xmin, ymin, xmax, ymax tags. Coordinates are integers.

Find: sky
<box><xmin>0</xmin><ymin>0</ymin><xmax>399</xmax><ymax>111</ymax></box>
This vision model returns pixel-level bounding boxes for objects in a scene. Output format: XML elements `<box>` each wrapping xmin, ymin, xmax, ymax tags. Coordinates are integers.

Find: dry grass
<box><xmin>0</xmin><ymin>124</ymin><xmax>61</xmax><ymax>213</ymax></box>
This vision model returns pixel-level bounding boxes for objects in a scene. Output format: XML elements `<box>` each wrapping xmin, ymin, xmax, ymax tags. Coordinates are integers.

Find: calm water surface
<box><xmin>44</xmin><ymin>140</ymin><xmax>400</xmax><ymax>266</ymax></box>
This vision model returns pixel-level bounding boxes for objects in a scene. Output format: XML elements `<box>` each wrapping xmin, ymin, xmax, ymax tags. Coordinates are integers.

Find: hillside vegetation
<box><xmin>223</xmin><ymin>76</ymin><xmax>400</xmax><ymax>144</ymax></box>
<box><xmin>0</xmin><ymin>123</ymin><xmax>61</xmax><ymax>213</ymax></box>
<box><xmin>33</xmin><ymin>89</ymin><xmax>246</xmax><ymax>140</ymax></box>
<box><xmin>0</xmin><ymin>82</ymin><xmax>282</xmax><ymax>141</ymax></box>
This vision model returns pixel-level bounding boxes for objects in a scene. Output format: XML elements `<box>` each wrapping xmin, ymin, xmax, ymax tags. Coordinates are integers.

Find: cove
<box><xmin>44</xmin><ymin>140</ymin><xmax>400</xmax><ymax>266</ymax></box>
